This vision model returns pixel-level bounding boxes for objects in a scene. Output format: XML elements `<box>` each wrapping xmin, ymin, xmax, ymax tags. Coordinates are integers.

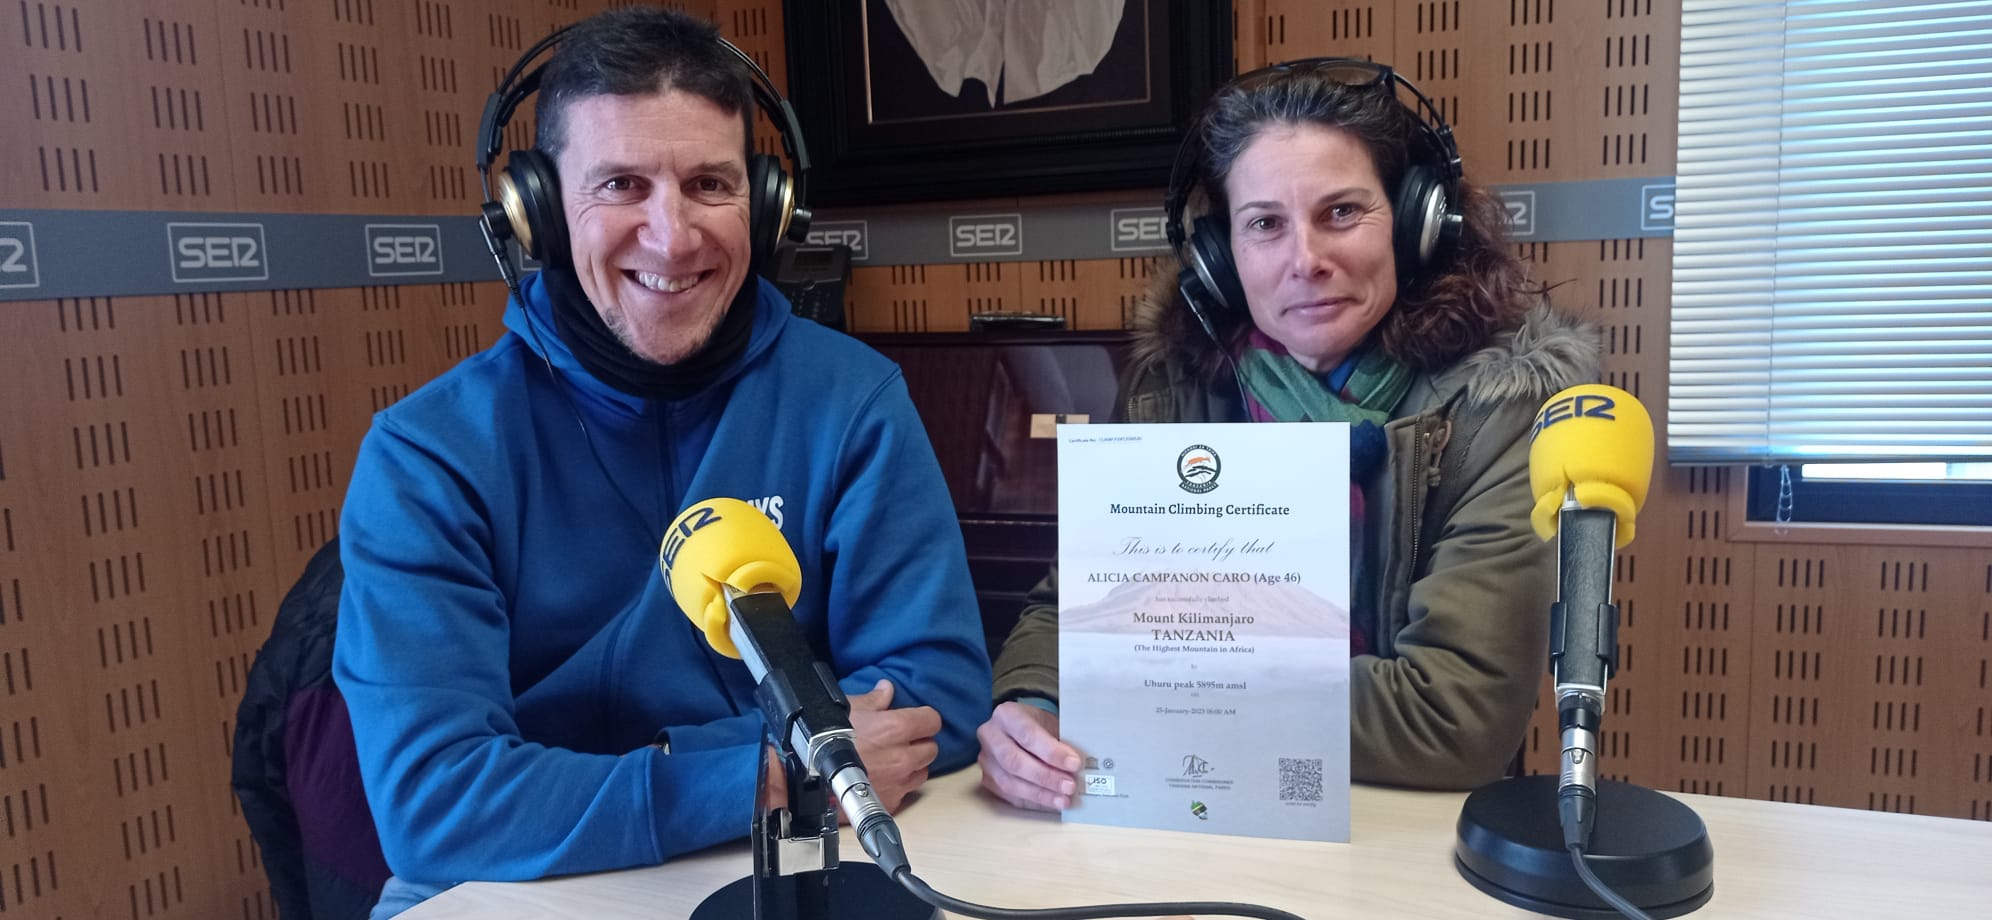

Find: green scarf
<box><xmin>1236</xmin><ymin>331</ymin><xmax>1412</xmax><ymax>430</ymax></box>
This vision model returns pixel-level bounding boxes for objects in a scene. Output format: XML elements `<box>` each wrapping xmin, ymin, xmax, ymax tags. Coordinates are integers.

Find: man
<box><xmin>333</xmin><ymin>9</ymin><xmax>990</xmax><ymax>916</ymax></box>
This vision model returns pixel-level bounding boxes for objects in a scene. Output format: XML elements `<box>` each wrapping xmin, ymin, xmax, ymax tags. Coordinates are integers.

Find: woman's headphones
<box><xmin>1162</xmin><ymin>58</ymin><xmax>1464</xmax><ymax>318</ymax></box>
<box><xmin>473</xmin><ymin>26</ymin><xmax>813</xmax><ymax>291</ymax></box>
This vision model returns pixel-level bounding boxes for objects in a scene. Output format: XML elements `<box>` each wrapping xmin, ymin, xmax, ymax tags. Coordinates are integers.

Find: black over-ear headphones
<box><xmin>1163</xmin><ymin>58</ymin><xmax>1464</xmax><ymax>321</ymax></box>
<box><xmin>474</xmin><ymin>25</ymin><xmax>813</xmax><ymax>292</ymax></box>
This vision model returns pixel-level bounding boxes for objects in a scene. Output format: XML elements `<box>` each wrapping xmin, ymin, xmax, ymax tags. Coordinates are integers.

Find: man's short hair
<box><xmin>534</xmin><ymin>7</ymin><xmax>755</xmax><ymax>159</ymax></box>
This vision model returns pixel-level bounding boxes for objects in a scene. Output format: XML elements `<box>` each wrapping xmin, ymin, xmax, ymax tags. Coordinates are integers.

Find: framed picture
<box><xmin>783</xmin><ymin>0</ymin><xmax>1233</xmax><ymax>206</ymax></box>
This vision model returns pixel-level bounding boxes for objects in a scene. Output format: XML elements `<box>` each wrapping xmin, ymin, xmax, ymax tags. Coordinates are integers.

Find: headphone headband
<box><xmin>475</xmin><ymin>28</ymin><xmax>564</xmax><ymax>172</ymax></box>
<box><xmin>476</xmin><ymin>27</ymin><xmax>810</xmax><ymax>184</ymax></box>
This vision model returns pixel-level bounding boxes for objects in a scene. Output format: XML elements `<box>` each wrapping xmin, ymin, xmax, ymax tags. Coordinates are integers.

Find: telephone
<box><xmin>768</xmin><ymin>243</ymin><xmax>850</xmax><ymax>331</ymax></box>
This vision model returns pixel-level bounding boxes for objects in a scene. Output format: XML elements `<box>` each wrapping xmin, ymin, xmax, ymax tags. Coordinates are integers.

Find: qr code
<box><xmin>1278</xmin><ymin>757</ymin><xmax>1323</xmax><ymax>802</ymax></box>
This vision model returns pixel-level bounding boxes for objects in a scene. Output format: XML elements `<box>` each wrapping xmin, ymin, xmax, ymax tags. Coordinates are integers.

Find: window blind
<box><xmin>1669</xmin><ymin>0</ymin><xmax>1992</xmax><ymax>464</ymax></box>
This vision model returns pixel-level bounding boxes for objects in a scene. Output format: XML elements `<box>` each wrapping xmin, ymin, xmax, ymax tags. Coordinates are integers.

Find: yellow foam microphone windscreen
<box><xmin>1527</xmin><ymin>384</ymin><xmax>1654</xmax><ymax>547</ymax></box>
<box><xmin>658</xmin><ymin>497</ymin><xmax>802</xmax><ymax>659</ymax></box>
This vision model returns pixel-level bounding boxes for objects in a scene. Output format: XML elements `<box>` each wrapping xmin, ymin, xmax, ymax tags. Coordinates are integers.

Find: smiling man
<box><xmin>331</xmin><ymin>9</ymin><xmax>990</xmax><ymax>918</ymax></box>
<box><xmin>555</xmin><ymin>88</ymin><xmax>751</xmax><ymax>366</ymax></box>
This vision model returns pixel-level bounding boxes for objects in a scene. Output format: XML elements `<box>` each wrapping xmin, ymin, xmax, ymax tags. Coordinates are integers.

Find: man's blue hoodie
<box><xmin>333</xmin><ymin>272</ymin><xmax>991</xmax><ymax>888</ymax></box>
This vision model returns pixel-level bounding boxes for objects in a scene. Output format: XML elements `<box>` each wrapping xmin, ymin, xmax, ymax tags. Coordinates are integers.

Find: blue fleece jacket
<box><xmin>332</xmin><ymin>273</ymin><xmax>991</xmax><ymax>888</ymax></box>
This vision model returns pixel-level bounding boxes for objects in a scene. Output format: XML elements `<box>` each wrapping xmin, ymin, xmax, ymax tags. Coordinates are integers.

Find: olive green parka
<box><xmin>992</xmin><ymin>275</ymin><xmax>1600</xmax><ymax>789</ymax></box>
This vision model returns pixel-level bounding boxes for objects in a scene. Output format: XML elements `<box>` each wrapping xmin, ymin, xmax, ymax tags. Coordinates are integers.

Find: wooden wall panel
<box><xmin>1263</xmin><ymin>0</ymin><xmax>1392</xmax><ymax>64</ymax></box>
<box><xmin>715</xmin><ymin>0</ymin><xmax>786</xmax><ymax>163</ymax></box>
<box><xmin>1</xmin><ymin>2</ymin><xmax>229</xmax><ymax>209</ymax></box>
<box><xmin>849</xmin><ymin>251</ymin><xmax>1161</xmax><ymax>334</ymax></box>
<box><xmin>846</xmin><ymin>266</ymin><xmax>905</xmax><ymax>333</ymax></box>
<box><xmin>149</xmin><ymin>289</ymin><xmax>286</xmax><ymax>920</ymax></box>
<box><xmin>398</xmin><ymin>0</ymin><xmax>480</xmax><ymax>214</ymax></box>
<box><xmin>1231</xmin><ymin>0</ymin><xmax>1268</xmax><ymax>72</ymax></box>
<box><xmin>308</xmin><ymin>2</ymin><xmax>423</xmax><ymax>212</ymax></box>
<box><xmin>1735</xmin><ymin>547</ymin><xmax>1992</xmax><ymax>814</ymax></box>
<box><xmin>847</xmin><ymin>263</ymin><xmax>1006</xmax><ymax>334</ymax></box>
<box><xmin>1973</xmin><ymin>573</ymin><xmax>1992</xmax><ymax>821</ymax></box>
<box><xmin>213</xmin><ymin>0</ymin><xmax>327</xmax><ymax>211</ymax></box>
<box><xmin>0</xmin><ymin>299</ymin><xmax>86</xmax><ymax>920</ymax></box>
<box><xmin>0</xmin><ymin>292</ymin><xmax>280</xmax><ymax>919</ymax></box>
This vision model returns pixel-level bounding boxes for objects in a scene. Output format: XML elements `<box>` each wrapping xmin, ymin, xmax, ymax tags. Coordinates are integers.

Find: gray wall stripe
<box><xmin>0</xmin><ymin>178</ymin><xmax>1672</xmax><ymax>301</ymax></box>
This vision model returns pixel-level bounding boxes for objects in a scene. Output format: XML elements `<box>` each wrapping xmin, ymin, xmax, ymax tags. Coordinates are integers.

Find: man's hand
<box><xmin>976</xmin><ymin>701</ymin><xmax>1081</xmax><ymax>811</ymax></box>
<box><xmin>847</xmin><ymin>679</ymin><xmax>940</xmax><ymax>813</ymax></box>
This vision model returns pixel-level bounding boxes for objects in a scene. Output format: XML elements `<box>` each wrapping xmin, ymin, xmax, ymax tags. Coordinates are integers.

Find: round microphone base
<box><xmin>691</xmin><ymin>861</ymin><xmax>938</xmax><ymax>920</ymax></box>
<box><xmin>1455</xmin><ymin>775</ymin><xmax>1714</xmax><ymax>919</ymax></box>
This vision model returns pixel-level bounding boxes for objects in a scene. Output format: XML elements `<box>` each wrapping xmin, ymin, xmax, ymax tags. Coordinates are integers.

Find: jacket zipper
<box><xmin>656</xmin><ymin>405</ymin><xmax>677</xmax><ymax>528</ymax></box>
<box><xmin>1404</xmin><ymin>416</ymin><xmax>1450</xmax><ymax>580</ymax></box>
<box><xmin>1406</xmin><ymin>424</ymin><xmax>1427</xmax><ymax>582</ymax></box>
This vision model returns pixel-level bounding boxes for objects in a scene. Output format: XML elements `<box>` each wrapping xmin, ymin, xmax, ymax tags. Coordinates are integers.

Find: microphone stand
<box><xmin>1453</xmin><ymin>508</ymin><xmax>1714</xmax><ymax>918</ymax></box>
<box><xmin>690</xmin><ymin>675</ymin><xmax>935</xmax><ymax>919</ymax></box>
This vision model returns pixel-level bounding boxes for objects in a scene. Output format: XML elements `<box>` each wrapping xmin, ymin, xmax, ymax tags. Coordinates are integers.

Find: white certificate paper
<box><xmin>1057</xmin><ymin>422</ymin><xmax>1351</xmax><ymax>842</ymax></box>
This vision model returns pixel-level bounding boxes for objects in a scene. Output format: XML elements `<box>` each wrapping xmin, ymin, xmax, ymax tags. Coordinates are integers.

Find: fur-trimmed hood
<box><xmin>1126</xmin><ymin>266</ymin><xmax>1599</xmax><ymax>409</ymax></box>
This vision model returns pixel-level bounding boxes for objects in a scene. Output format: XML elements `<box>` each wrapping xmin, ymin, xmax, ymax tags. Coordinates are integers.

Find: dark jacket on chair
<box><xmin>233</xmin><ymin>537</ymin><xmax>390</xmax><ymax>920</ymax></box>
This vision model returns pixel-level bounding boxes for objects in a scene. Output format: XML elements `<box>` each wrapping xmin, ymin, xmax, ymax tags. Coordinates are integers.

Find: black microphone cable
<box><xmin>888</xmin><ymin>866</ymin><xmax>1306</xmax><ymax>920</ymax></box>
<box><xmin>1566</xmin><ymin>844</ymin><xmax>1654</xmax><ymax>920</ymax></box>
<box><xmin>1562</xmin><ymin>790</ymin><xmax>1654</xmax><ymax>920</ymax></box>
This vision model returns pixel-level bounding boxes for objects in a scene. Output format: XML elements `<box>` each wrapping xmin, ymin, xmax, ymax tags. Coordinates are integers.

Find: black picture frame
<box><xmin>783</xmin><ymin>0</ymin><xmax>1233</xmax><ymax>206</ymax></box>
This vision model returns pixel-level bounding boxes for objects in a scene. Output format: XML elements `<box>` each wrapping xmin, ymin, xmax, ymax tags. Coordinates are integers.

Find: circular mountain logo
<box><xmin>1177</xmin><ymin>445</ymin><xmax>1220</xmax><ymax>493</ymax></box>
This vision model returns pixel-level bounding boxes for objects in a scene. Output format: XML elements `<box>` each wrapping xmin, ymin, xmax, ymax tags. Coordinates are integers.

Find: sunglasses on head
<box><xmin>1240</xmin><ymin>57</ymin><xmax>1398</xmax><ymax>93</ymax></box>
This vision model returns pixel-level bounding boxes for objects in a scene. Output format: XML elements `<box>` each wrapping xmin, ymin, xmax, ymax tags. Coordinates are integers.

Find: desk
<box><xmin>401</xmin><ymin>769</ymin><xmax>1992</xmax><ymax>919</ymax></box>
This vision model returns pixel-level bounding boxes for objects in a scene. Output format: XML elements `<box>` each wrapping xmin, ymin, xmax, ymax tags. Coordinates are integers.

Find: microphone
<box><xmin>1453</xmin><ymin>385</ymin><xmax>1712</xmax><ymax>920</ymax></box>
<box><xmin>1527</xmin><ymin>384</ymin><xmax>1653</xmax><ymax>851</ymax></box>
<box><xmin>660</xmin><ymin>498</ymin><xmax>910</xmax><ymax>878</ymax></box>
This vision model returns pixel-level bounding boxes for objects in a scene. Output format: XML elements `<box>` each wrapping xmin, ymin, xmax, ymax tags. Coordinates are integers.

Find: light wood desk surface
<box><xmin>401</xmin><ymin>769</ymin><xmax>1992</xmax><ymax>919</ymax></box>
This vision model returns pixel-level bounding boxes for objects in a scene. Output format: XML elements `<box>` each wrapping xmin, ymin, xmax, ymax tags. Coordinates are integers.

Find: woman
<box><xmin>979</xmin><ymin>60</ymin><xmax>1600</xmax><ymax>807</ymax></box>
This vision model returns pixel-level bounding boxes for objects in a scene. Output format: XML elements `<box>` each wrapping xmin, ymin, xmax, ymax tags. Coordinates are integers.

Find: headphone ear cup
<box><xmin>502</xmin><ymin>149</ymin><xmax>567</xmax><ymax>265</ymax></box>
<box><xmin>747</xmin><ymin>153</ymin><xmax>796</xmax><ymax>267</ymax></box>
<box><xmin>1392</xmin><ymin>164</ymin><xmax>1454</xmax><ymax>283</ymax></box>
<box><xmin>1186</xmin><ymin>215</ymin><xmax>1248</xmax><ymax>315</ymax></box>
